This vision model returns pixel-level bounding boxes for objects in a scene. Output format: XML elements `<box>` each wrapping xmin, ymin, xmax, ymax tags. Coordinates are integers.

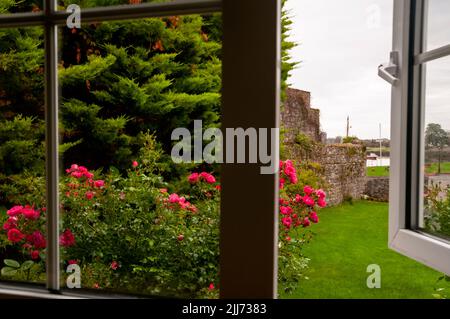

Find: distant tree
<box><xmin>425</xmin><ymin>123</ymin><xmax>449</xmax><ymax>174</ymax></box>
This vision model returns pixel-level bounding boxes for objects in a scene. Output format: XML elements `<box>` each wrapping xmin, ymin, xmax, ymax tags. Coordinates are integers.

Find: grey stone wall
<box><xmin>282</xmin><ymin>88</ymin><xmax>322</xmax><ymax>143</ymax></box>
<box><xmin>364</xmin><ymin>176</ymin><xmax>389</xmax><ymax>202</ymax></box>
<box><xmin>282</xmin><ymin>87</ymin><xmax>368</xmax><ymax>206</ymax></box>
<box><xmin>314</xmin><ymin>144</ymin><xmax>367</xmax><ymax>206</ymax></box>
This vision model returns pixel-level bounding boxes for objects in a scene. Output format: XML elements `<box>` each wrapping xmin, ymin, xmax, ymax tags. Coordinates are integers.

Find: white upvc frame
<box><xmin>388</xmin><ymin>0</ymin><xmax>450</xmax><ymax>275</ymax></box>
<box><xmin>0</xmin><ymin>0</ymin><xmax>281</xmax><ymax>298</ymax></box>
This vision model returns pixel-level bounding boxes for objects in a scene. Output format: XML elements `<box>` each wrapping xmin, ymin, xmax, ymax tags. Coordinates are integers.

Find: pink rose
<box><xmin>84</xmin><ymin>172</ymin><xmax>94</xmax><ymax>179</ymax></box>
<box><xmin>30</xmin><ymin>231</ymin><xmax>46</xmax><ymax>249</ymax></box>
<box><xmin>77</xmin><ymin>166</ymin><xmax>88</xmax><ymax>173</ymax></box>
<box><xmin>85</xmin><ymin>191</ymin><xmax>94</xmax><ymax>200</ymax></box>
<box><xmin>71</xmin><ymin>171</ymin><xmax>83</xmax><ymax>179</ymax></box>
<box><xmin>316</xmin><ymin>189</ymin><xmax>326</xmax><ymax>199</ymax></box>
<box><xmin>280</xmin><ymin>206</ymin><xmax>292</xmax><ymax>215</ymax></box>
<box><xmin>208</xmin><ymin>283</ymin><xmax>215</xmax><ymax>290</ymax></box>
<box><xmin>282</xmin><ymin>216</ymin><xmax>292</xmax><ymax>228</ymax></box>
<box><xmin>200</xmin><ymin>172</ymin><xmax>216</xmax><ymax>184</ymax></box>
<box><xmin>31</xmin><ymin>250</ymin><xmax>40</xmax><ymax>260</ymax></box>
<box><xmin>94</xmin><ymin>180</ymin><xmax>105</xmax><ymax>188</ymax></box>
<box><xmin>111</xmin><ymin>261</ymin><xmax>119</xmax><ymax>270</ymax></box>
<box><xmin>317</xmin><ymin>198</ymin><xmax>327</xmax><ymax>208</ymax></box>
<box><xmin>303</xmin><ymin>195</ymin><xmax>315</xmax><ymax>206</ymax></box>
<box><xmin>279</xmin><ymin>178</ymin><xmax>285</xmax><ymax>189</ymax></box>
<box><xmin>21</xmin><ymin>206</ymin><xmax>40</xmax><ymax>220</ymax></box>
<box><xmin>132</xmin><ymin>160</ymin><xmax>139</xmax><ymax>167</ymax></box>
<box><xmin>303</xmin><ymin>185</ymin><xmax>313</xmax><ymax>195</ymax></box>
<box><xmin>7</xmin><ymin>228</ymin><xmax>24</xmax><ymax>243</ymax></box>
<box><xmin>188</xmin><ymin>173</ymin><xmax>200</xmax><ymax>183</ymax></box>
<box><xmin>302</xmin><ymin>217</ymin><xmax>311</xmax><ymax>228</ymax></box>
<box><xmin>295</xmin><ymin>194</ymin><xmax>302</xmax><ymax>203</ymax></box>
<box><xmin>7</xmin><ymin>205</ymin><xmax>23</xmax><ymax>217</ymax></box>
<box><xmin>289</xmin><ymin>173</ymin><xmax>298</xmax><ymax>184</ymax></box>
<box><xmin>60</xmin><ymin>229</ymin><xmax>76</xmax><ymax>247</ymax></box>
<box><xmin>168</xmin><ymin>193</ymin><xmax>180</xmax><ymax>203</ymax></box>
<box><xmin>309</xmin><ymin>211</ymin><xmax>319</xmax><ymax>223</ymax></box>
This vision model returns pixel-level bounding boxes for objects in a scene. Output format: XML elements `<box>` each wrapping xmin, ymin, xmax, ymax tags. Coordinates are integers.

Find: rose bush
<box><xmin>278</xmin><ymin>160</ymin><xmax>327</xmax><ymax>294</ymax></box>
<box><xmin>1</xmin><ymin>137</ymin><xmax>325</xmax><ymax>297</ymax></box>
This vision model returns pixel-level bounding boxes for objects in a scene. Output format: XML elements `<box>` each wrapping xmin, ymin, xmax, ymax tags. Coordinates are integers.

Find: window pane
<box><xmin>425</xmin><ymin>0</ymin><xmax>450</xmax><ymax>51</ymax></box>
<box><xmin>58</xmin><ymin>14</ymin><xmax>222</xmax><ymax>297</ymax></box>
<box><xmin>0</xmin><ymin>26</ymin><xmax>46</xmax><ymax>285</ymax></box>
<box><xmin>58</xmin><ymin>0</ymin><xmax>175</xmax><ymax>10</ymax></box>
<box><xmin>0</xmin><ymin>0</ymin><xmax>43</xmax><ymax>14</ymax></box>
<box><xmin>422</xmin><ymin>55</ymin><xmax>450</xmax><ymax>240</ymax></box>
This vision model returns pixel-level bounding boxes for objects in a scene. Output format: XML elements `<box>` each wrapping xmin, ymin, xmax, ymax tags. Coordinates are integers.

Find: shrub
<box><xmin>278</xmin><ymin>160</ymin><xmax>327</xmax><ymax>294</ymax></box>
<box><xmin>424</xmin><ymin>182</ymin><xmax>450</xmax><ymax>237</ymax></box>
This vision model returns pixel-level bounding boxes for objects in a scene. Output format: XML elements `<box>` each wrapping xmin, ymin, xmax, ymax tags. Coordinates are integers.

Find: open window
<box><xmin>383</xmin><ymin>0</ymin><xmax>450</xmax><ymax>275</ymax></box>
<box><xmin>0</xmin><ymin>0</ymin><xmax>280</xmax><ymax>298</ymax></box>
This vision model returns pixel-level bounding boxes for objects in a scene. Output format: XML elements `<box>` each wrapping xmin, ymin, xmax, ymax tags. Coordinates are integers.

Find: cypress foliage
<box><xmin>0</xmin><ymin>0</ymin><xmax>295</xmax><ymax>176</ymax></box>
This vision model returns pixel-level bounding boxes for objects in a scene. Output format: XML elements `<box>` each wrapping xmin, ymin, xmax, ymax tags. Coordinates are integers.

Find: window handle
<box><xmin>378</xmin><ymin>51</ymin><xmax>399</xmax><ymax>85</ymax></box>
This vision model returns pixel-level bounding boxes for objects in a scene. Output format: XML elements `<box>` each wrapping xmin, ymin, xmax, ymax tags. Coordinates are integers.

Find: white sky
<box><xmin>285</xmin><ymin>0</ymin><xmax>394</xmax><ymax>139</ymax></box>
<box><xmin>286</xmin><ymin>0</ymin><xmax>450</xmax><ymax>139</ymax></box>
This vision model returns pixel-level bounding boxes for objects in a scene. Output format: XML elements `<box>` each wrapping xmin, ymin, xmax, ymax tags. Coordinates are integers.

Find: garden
<box><xmin>1</xmin><ymin>0</ymin><xmax>449</xmax><ymax>299</ymax></box>
<box><xmin>0</xmin><ymin>0</ymin><xmax>332</xmax><ymax>298</ymax></box>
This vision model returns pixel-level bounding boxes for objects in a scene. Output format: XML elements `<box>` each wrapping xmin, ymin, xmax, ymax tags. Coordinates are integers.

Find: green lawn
<box><xmin>366</xmin><ymin>166</ymin><xmax>390</xmax><ymax>177</ymax></box>
<box><xmin>282</xmin><ymin>201</ymin><xmax>444</xmax><ymax>299</ymax></box>
<box><xmin>425</xmin><ymin>162</ymin><xmax>450</xmax><ymax>174</ymax></box>
<box><xmin>368</xmin><ymin>162</ymin><xmax>450</xmax><ymax>177</ymax></box>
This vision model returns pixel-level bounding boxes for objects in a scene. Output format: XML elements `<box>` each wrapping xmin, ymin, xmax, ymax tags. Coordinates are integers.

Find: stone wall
<box><xmin>282</xmin><ymin>88</ymin><xmax>322</xmax><ymax>143</ymax></box>
<box><xmin>282</xmin><ymin>87</ymin><xmax>368</xmax><ymax>206</ymax></box>
<box><xmin>363</xmin><ymin>176</ymin><xmax>389</xmax><ymax>202</ymax></box>
<box><xmin>314</xmin><ymin>144</ymin><xmax>367</xmax><ymax>206</ymax></box>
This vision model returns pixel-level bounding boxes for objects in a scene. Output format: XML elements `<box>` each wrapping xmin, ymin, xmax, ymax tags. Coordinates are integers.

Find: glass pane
<box><xmin>58</xmin><ymin>0</ymin><xmax>175</xmax><ymax>10</ymax></box>
<box><xmin>58</xmin><ymin>14</ymin><xmax>222</xmax><ymax>297</ymax></box>
<box><xmin>422</xmin><ymin>55</ymin><xmax>450</xmax><ymax>240</ymax></box>
<box><xmin>0</xmin><ymin>26</ymin><xmax>46</xmax><ymax>284</ymax></box>
<box><xmin>0</xmin><ymin>0</ymin><xmax>43</xmax><ymax>14</ymax></box>
<box><xmin>425</xmin><ymin>0</ymin><xmax>450</xmax><ymax>51</ymax></box>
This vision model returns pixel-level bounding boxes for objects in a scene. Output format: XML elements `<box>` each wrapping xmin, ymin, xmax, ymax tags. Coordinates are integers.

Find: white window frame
<box><xmin>0</xmin><ymin>0</ymin><xmax>281</xmax><ymax>298</ymax></box>
<box><xmin>388</xmin><ymin>0</ymin><xmax>450</xmax><ymax>275</ymax></box>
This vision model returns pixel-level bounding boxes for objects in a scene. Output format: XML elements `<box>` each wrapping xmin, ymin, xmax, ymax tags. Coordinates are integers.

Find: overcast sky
<box><xmin>285</xmin><ymin>0</ymin><xmax>450</xmax><ymax>139</ymax></box>
<box><xmin>285</xmin><ymin>0</ymin><xmax>394</xmax><ymax>139</ymax></box>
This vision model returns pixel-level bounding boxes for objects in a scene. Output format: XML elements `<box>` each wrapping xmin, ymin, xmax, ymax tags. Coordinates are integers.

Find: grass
<box><xmin>366</xmin><ymin>166</ymin><xmax>390</xmax><ymax>177</ymax></box>
<box><xmin>366</xmin><ymin>147</ymin><xmax>390</xmax><ymax>153</ymax></box>
<box><xmin>425</xmin><ymin>162</ymin><xmax>450</xmax><ymax>174</ymax></box>
<box><xmin>367</xmin><ymin>162</ymin><xmax>450</xmax><ymax>176</ymax></box>
<box><xmin>282</xmin><ymin>201</ymin><xmax>445</xmax><ymax>299</ymax></box>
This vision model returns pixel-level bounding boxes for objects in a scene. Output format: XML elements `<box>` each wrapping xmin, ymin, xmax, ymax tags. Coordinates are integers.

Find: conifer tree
<box><xmin>0</xmin><ymin>0</ymin><xmax>295</xmax><ymax>176</ymax></box>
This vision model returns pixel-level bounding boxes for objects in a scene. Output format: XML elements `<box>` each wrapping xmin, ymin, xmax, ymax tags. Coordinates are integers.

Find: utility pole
<box><xmin>379</xmin><ymin>123</ymin><xmax>382</xmax><ymax>166</ymax></box>
<box><xmin>346</xmin><ymin>116</ymin><xmax>350</xmax><ymax>138</ymax></box>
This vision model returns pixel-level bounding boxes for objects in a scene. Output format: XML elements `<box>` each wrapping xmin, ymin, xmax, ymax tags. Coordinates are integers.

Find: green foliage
<box><xmin>433</xmin><ymin>275</ymin><xmax>450</xmax><ymax>299</ymax></box>
<box><xmin>281</xmin><ymin>0</ymin><xmax>298</xmax><ymax>102</ymax></box>
<box><xmin>424</xmin><ymin>182</ymin><xmax>450</xmax><ymax>237</ymax></box>
<box><xmin>342</xmin><ymin>136</ymin><xmax>358</xmax><ymax>144</ymax></box>
<box><xmin>295</xmin><ymin>133</ymin><xmax>314</xmax><ymax>154</ymax></box>
<box><xmin>1</xmin><ymin>259</ymin><xmax>42</xmax><ymax>282</ymax></box>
